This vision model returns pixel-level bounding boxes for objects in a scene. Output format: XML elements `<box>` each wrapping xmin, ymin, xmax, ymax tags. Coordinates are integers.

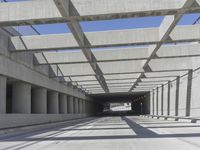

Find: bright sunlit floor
<box><xmin>0</xmin><ymin>116</ymin><xmax>200</xmax><ymax>150</ymax></box>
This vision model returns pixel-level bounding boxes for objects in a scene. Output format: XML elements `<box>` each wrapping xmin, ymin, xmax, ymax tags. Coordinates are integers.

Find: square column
<box><xmin>67</xmin><ymin>95</ymin><xmax>74</xmax><ymax>114</ymax></box>
<box><xmin>167</xmin><ymin>81</ymin><xmax>171</xmax><ymax>116</ymax></box>
<box><xmin>12</xmin><ymin>82</ymin><xmax>31</xmax><ymax>113</ymax></box>
<box><xmin>59</xmin><ymin>94</ymin><xmax>67</xmax><ymax>114</ymax></box>
<box><xmin>186</xmin><ymin>70</ymin><xmax>193</xmax><ymax>116</ymax></box>
<box><xmin>175</xmin><ymin>76</ymin><xmax>180</xmax><ymax>116</ymax></box>
<box><xmin>32</xmin><ymin>88</ymin><xmax>47</xmax><ymax>113</ymax></box>
<box><xmin>0</xmin><ymin>76</ymin><xmax>6</xmax><ymax>114</ymax></box>
<box><xmin>47</xmin><ymin>91</ymin><xmax>59</xmax><ymax>114</ymax></box>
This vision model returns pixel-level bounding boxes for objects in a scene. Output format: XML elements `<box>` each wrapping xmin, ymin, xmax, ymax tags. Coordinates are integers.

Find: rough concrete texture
<box><xmin>12</xmin><ymin>82</ymin><xmax>31</xmax><ymax>114</ymax></box>
<box><xmin>1</xmin><ymin>116</ymin><xmax>200</xmax><ymax>150</ymax></box>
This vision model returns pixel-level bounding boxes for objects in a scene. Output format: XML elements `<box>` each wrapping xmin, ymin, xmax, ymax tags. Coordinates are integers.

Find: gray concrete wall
<box><xmin>0</xmin><ymin>114</ymin><xmax>89</xmax><ymax>129</ymax></box>
<box><xmin>150</xmin><ymin>69</ymin><xmax>200</xmax><ymax>118</ymax></box>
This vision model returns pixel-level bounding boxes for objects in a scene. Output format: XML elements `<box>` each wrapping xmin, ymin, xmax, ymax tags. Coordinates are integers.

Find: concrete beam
<box><xmin>144</xmin><ymin>0</ymin><xmax>197</xmax><ymax>68</ymax></box>
<box><xmin>36</xmin><ymin>43</ymin><xmax>200</xmax><ymax>65</ymax></box>
<box><xmin>10</xmin><ymin>25</ymin><xmax>200</xmax><ymax>52</ymax></box>
<box><xmin>54</xmin><ymin>0</ymin><xmax>109</xmax><ymax>93</ymax></box>
<box><xmin>0</xmin><ymin>0</ymin><xmax>199</xmax><ymax>26</ymax></box>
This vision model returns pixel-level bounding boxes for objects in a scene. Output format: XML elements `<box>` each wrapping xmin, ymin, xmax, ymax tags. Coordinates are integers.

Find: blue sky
<box><xmin>1</xmin><ymin>0</ymin><xmax>199</xmax><ymax>35</ymax></box>
<box><xmin>13</xmin><ymin>14</ymin><xmax>200</xmax><ymax>35</ymax></box>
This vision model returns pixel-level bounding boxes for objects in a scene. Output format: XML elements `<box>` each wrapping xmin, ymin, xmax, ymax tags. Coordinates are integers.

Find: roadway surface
<box><xmin>0</xmin><ymin>116</ymin><xmax>200</xmax><ymax>150</ymax></box>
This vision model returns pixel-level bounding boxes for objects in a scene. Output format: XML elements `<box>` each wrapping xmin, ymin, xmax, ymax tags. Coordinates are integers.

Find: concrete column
<box><xmin>161</xmin><ymin>85</ymin><xmax>164</xmax><ymax>115</ymax></box>
<box><xmin>0</xmin><ymin>76</ymin><xmax>6</xmax><ymax>114</ymax></box>
<box><xmin>12</xmin><ymin>82</ymin><xmax>31</xmax><ymax>113</ymax></box>
<box><xmin>78</xmin><ymin>99</ymin><xmax>83</xmax><ymax>114</ymax></box>
<box><xmin>59</xmin><ymin>94</ymin><xmax>67</xmax><ymax>114</ymax></box>
<box><xmin>32</xmin><ymin>88</ymin><xmax>47</xmax><ymax>113</ymax></box>
<box><xmin>67</xmin><ymin>96</ymin><xmax>74</xmax><ymax>114</ymax></box>
<box><xmin>186</xmin><ymin>70</ymin><xmax>193</xmax><ymax>116</ymax></box>
<box><xmin>74</xmin><ymin>98</ymin><xmax>79</xmax><ymax>114</ymax></box>
<box><xmin>156</xmin><ymin>87</ymin><xmax>159</xmax><ymax>115</ymax></box>
<box><xmin>47</xmin><ymin>91</ymin><xmax>59</xmax><ymax>114</ymax></box>
<box><xmin>82</xmin><ymin>100</ymin><xmax>85</xmax><ymax>113</ymax></box>
<box><xmin>167</xmin><ymin>81</ymin><xmax>171</xmax><ymax>116</ymax></box>
<box><xmin>175</xmin><ymin>76</ymin><xmax>180</xmax><ymax>116</ymax></box>
<box><xmin>65</xmin><ymin>95</ymin><xmax>68</xmax><ymax>114</ymax></box>
<box><xmin>152</xmin><ymin>89</ymin><xmax>155</xmax><ymax>115</ymax></box>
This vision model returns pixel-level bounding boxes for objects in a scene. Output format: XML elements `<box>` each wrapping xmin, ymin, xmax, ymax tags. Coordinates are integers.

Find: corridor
<box><xmin>0</xmin><ymin>117</ymin><xmax>200</xmax><ymax>150</ymax></box>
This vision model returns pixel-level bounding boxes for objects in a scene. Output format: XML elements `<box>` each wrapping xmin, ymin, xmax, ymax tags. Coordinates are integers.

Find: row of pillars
<box><xmin>152</xmin><ymin>70</ymin><xmax>193</xmax><ymax>117</ymax></box>
<box><xmin>0</xmin><ymin>75</ymin><xmax>97</xmax><ymax>114</ymax></box>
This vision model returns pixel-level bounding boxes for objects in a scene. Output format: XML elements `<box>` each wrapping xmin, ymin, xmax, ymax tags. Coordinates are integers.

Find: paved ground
<box><xmin>0</xmin><ymin>116</ymin><xmax>200</xmax><ymax>150</ymax></box>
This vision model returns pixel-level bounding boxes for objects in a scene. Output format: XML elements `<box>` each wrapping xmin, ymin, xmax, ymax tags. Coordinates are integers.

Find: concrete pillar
<box><xmin>12</xmin><ymin>82</ymin><xmax>31</xmax><ymax>113</ymax></box>
<box><xmin>78</xmin><ymin>99</ymin><xmax>83</xmax><ymax>114</ymax></box>
<box><xmin>161</xmin><ymin>85</ymin><xmax>164</xmax><ymax>115</ymax></box>
<box><xmin>167</xmin><ymin>81</ymin><xmax>171</xmax><ymax>116</ymax></box>
<box><xmin>186</xmin><ymin>70</ymin><xmax>193</xmax><ymax>116</ymax></box>
<box><xmin>47</xmin><ymin>91</ymin><xmax>59</xmax><ymax>114</ymax></box>
<box><xmin>0</xmin><ymin>76</ymin><xmax>6</xmax><ymax>114</ymax></box>
<box><xmin>59</xmin><ymin>94</ymin><xmax>67</xmax><ymax>114</ymax></box>
<box><xmin>152</xmin><ymin>89</ymin><xmax>155</xmax><ymax>115</ymax></box>
<box><xmin>175</xmin><ymin>76</ymin><xmax>180</xmax><ymax>116</ymax></box>
<box><xmin>82</xmin><ymin>100</ymin><xmax>85</xmax><ymax>114</ymax></box>
<box><xmin>156</xmin><ymin>87</ymin><xmax>159</xmax><ymax>115</ymax></box>
<box><xmin>67</xmin><ymin>96</ymin><xmax>74</xmax><ymax>114</ymax></box>
<box><xmin>74</xmin><ymin>98</ymin><xmax>79</xmax><ymax>114</ymax></box>
<box><xmin>65</xmin><ymin>95</ymin><xmax>68</xmax><ymax>114</ymax></box>
<box><xmin>32</xmin><ymin>88</ymin><xmax>47</xmax><ymax>113</ymax></box>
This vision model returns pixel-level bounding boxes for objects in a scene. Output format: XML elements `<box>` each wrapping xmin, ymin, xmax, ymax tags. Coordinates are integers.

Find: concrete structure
<box><xmin>12</xmin><ymin>82</ymin><xmax>31</xmax><ymax>114</ymax></box>
<box><xmin>1</xmin><ymin>116</ymin><xmax>200</xmax><ymax>150</ymax></box>
<box><xmin>0</xmin><ymin>0</ymin><xmax>200</xmax><ymax>149</ymax></box>
<box><xmin>31</xmin><ymin>88</ymin><xmax>47</xmax><ymax>114</ymax></box>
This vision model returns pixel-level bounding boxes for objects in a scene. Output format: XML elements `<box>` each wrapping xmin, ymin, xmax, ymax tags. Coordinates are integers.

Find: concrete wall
<box><xmin>150</xmin><ymin>68</ymin><xmax>200</xmax><ymax>118</ymax></box>
<box><xmin>0</xmin><ymin>114</ymin><xmax>89</xmax><ymax>129</ymax></box>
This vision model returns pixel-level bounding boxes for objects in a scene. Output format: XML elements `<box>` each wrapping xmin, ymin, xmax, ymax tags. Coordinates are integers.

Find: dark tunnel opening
<box><xmin>90</xmin><ymin>92</ymin><xmax>150</xmax><ymax>116</ymax></box>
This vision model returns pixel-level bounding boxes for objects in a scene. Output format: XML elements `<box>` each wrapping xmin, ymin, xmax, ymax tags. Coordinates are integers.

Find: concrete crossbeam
<box><xmin>53</xmin><ymin>0</ymin><xmax>109</xmax><ymax>93</ymax></box>
<box><xmin>35</xmin><ymin>43</ymin><xmax>200</xmax><ymax>65</ymax></box>
<box><xmin>0</xmin><ymin>0</ymin><xmax>199</xmax><ymax>26</ymax></box>
<box><xmin>149</xmin><ymin>57</ymin><xmax>200</xmax><ymax>71</ymax></box>
<box><xmin>10</xmin><ymin>25</ymin><xmax>200</xmax><ymax>52</ymax></box>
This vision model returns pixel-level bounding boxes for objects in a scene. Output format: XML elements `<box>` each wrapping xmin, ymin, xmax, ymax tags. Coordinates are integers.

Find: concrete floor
<box><xmin>0</xmin><ymin>116</ymin><xmax>200</xmax><ymax>150</ymax></box>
